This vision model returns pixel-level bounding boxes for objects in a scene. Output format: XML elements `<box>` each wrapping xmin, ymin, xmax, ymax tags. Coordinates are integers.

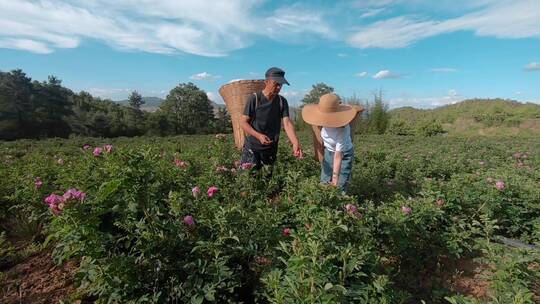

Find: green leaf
<box><xmin>96</xmin><ymin>178</ymin><xmax>123</xmax><ymax>203</ymax></box>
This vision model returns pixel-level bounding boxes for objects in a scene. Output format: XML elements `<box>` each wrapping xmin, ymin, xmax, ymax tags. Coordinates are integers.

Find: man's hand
<box><xmin>257</xmin><ymin>133</ymin><xmax>273</xmax><ymax>145</ymax></box>
<box><xmin>293</xmin><ymin>143</ymin><xmax>304</xmax><ymax>159</ymax></box>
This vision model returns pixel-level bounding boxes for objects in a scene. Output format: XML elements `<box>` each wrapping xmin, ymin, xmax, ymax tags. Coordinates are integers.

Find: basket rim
<box><xmin>218</xmin><ymin>79</ymin><xmax>265</xmax><ymax>92</ymax></box>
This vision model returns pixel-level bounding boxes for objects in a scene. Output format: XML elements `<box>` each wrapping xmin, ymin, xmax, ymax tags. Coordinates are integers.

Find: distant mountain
<box><xmin>117</xmin><ymin>97</ymin><xmax>227</xmax><ymax>113</ymax></box>
<box><xmin>389</xmin><ymin>99</ymin><xmax>540</xmax><ymax>135</ymax></box>
<box><xmin>390</xmin><ymin>99</ymin><xmax>540</xmax><ymax>122</ymax></box>
<box><xmin>117</xmin><ymin>97</ymin><xmax>164</xmax><ymax>112</ymax></box>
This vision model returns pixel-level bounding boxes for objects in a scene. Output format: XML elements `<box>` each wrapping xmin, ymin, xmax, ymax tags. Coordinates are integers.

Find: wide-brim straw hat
<box><xmin>302</xmin><ymin>93</ymin><xmax>359</xmax><ymax>128</ymax></box>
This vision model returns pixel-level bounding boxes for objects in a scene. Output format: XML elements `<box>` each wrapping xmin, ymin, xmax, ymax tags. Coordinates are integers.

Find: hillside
<box><xmin>389</xmin><ymin>99</ymin><xmax>540</xmax><ymax>135</ymax></box>
<box><xmin>117</xmin><ymin>97</ymin><xmax>226</xmax><ymax>113</ymax></box>
<box><xmin>117</xmin><ymin>96</ymin><xmax>299</xmax><ymax>119</ymax></box>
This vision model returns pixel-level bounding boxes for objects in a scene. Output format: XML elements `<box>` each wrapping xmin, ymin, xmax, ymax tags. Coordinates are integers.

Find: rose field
<box><xmin>1</xmin><ymin>134</ymin><xmax>539</xmax><ymax>303</ymax></box>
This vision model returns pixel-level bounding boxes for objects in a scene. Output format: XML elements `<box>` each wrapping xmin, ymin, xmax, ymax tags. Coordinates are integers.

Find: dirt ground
<box><xmin>443</xmin><ymin>258</ymin><xmax>490</xmax><ymax>300</ymax></box>
<box><xmin>1</xmin><ymin>248</ymin><xmax>537</xmax><ymax>303</ymax></box>
<box><xmin>0</xmin><ymin>249</ymin><xmax>78</xmax><ymax>304</ymax></box>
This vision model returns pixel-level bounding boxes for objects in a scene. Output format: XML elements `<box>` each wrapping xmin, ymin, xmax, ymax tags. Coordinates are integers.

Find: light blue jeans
<box><xmin>320</xmin><ymin>148</ymin><xmax>354</xmax><ymax>192</ymax></box>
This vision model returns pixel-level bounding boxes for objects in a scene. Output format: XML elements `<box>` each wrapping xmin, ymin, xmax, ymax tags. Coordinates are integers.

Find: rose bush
<box><xmin>0</xmin><ymin>134</ymin><xmax>539</xmax><ymax>303</ymax></box>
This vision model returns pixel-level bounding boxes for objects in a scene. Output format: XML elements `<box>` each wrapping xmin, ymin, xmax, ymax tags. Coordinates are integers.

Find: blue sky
<box><xmin>0</xmin><ymin>0</ymin><xmax>539</xmax><ymax>108</ymax></box>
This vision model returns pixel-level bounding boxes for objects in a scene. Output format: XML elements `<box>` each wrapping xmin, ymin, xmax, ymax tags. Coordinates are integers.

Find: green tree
<box><xmin>301</xmin><ymin>83</ymin><xmax>334</xmax><ymax>105</ymax></box>
<box><xmin>160</xmin><ymin>83</ymin><xmax>214</xmax><ymax>134</ymax></box>
<box><xmin>368</xmin><ymin>90</ymin><xmax>389</xmax><ymax>134</ymax></box>
<box><xmin>213</xmin><ymin>107</ymin><xmax>232</xmax><ymax>133</ymax></box>
<box><xmin>128</xmin><ymin>90</ymin><xmax>144</xmax><ymax>109</ymax></box>
<box><xmin>344</xmin><ymin>94</ymin><xmax>368</xmax><ymax>134</ymax></box>
<box><xmin>127</xmin><ymin>90</ymin><xmax>146</xmax><ymax>135</ymax></box>
<box><xmin>0</xmin><ymin>69</ymin><xmax>34</xmax><ymax>139</ymax></box>
<box><xmin>32</xmin><ymin>75</ymin><xmax>73</xmax><ymax>138</ymax></box>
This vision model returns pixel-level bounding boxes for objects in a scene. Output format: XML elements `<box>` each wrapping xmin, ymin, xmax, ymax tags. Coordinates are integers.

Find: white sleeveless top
<box><xmin>321</xmin><ymin>125</ymin><xmax>353</xmax><ymax>152</ymax></box>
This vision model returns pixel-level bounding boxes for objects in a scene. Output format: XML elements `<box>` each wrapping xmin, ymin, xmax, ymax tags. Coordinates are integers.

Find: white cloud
<box><xmin>264</xmin><ymin>4</ymin><xmax>336</xmax><ymax>41</ymax></box>
<box><xmin>431</xmin><ymin>67</ymin><xmax>457</xmax><ymax>73</ymax></box>
<box><xmin>0</xmin><ymin>38</ymin><xmax>53</xmax><ymax>54</ymax></box>
<box><xmin>207</xmin><ymin>91</ymin><xmax>225</xmax><ymax>104</ymax></box>
<box><xmin>228</xmin><ymin>79</ymin><xmax>244</xmax><ymax>83</ymax></box>
<box><xmin>0</xmin><ymin>0</ymin><xmax>335</xmax><ymax>56</ymax></box>
<box><xmin>525</xmin><ymin>62</ymin><xmax>540</xmax><ymax>71</ymax></box>
<box><xmin>447</xmin><ymin>89</ymin><xmax>459</xmax><ymax>97</ymax></box>
<box><xmin>337</xmin><ymin>53</ymin><xmax>348</xmax><ymax>58</ymax></box>
<box><xmin>360</xmin><ymin>8</ymin><xmax>386</xmax><ymax>18</ymax></box>
<box><xmin>347</xmin><ymin>0</ymin><xmax>540</xmax><ymax>49</ymax></box>
<box><xmin>280</xmin><ymin>89</ymin><xmax>309</xmax><ymax>106</ymax></box>
<box><xmin>389</xmin><ymin>90</ymin><xmax>464</xmax><ymax>109</ymax></box>
<box><xmin>352</xmin><ymin>0</ymin><xmax>401</xmax><ymax>9</ymax></box>
<box><xmin>355</xmin><ymin>71</ymin><xmax>368</xmax><ymax>77</ymax></box>
<box><xmin>86</xmin><ymin>87</ymin><xmax>131</xmax><ymax>100</ymax></box>
<box><xmin>189</xmin><ymin>72</ymin><xmax>221</xmax><ymax>81</ymax></box>
<box><xmin>373</xmin><ymin>70</ymin><xmax>401</xmax><ymax>79</ymax></box>
<box><xmin>206</xmin><ymin>92</ymin><xmax>216</xmax><ymax>101</ymax></box>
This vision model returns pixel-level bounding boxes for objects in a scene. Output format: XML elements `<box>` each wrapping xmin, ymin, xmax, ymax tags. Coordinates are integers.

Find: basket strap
<box><xmin>252</xmin><ymin>92</ymin><xmax>258</xmax><ymax>123</ymax></box>
<box><xmin>279</xmin><ymin>95</ymin><xmax>283</xmax><ymax>116</ymax></box>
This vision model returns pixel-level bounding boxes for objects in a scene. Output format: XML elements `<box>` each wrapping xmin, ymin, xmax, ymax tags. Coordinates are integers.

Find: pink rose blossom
<box><xmin>282</xmin><ymin>228</ymin><xmax>291</xmax><ymax>237</ymax></box>
<box><xmin>192</xmin><ymin>186</ymin><xmax>200</xmax><ymax>198</ymax></box>
<box><xmin>34</xmin><ymin>177</ymin><xmax>43</xmax><ymax>189</ymax></box>
<box><xmin>216</xmin><ymin>166</ymin><xmax>229</xmax><ymax>173</ymax></box>
<box><xmin>436</xmin><ymin>198</ymin><xmax>445</xmax><ymax>207</ymax></box>
<box><xmin>83</xmin><ymin>144</ymin><xmax>91</xmax><ymax>150</ymax></box>
<box><xmin>495</xmin><ymin>180</ymin><xmax>505</xmax><ymax>190</ymax></box>
<box><xmin>401</xmin><ymin>206</ymin><xmax>412</xmax><ymax>215</ymax></box>
<box><xmin>254</xmin><ymin>256</ymin><xmax>271</xmax><ymax>266</ymax></box>
<box><xmin>93</xmin><ymin>147</ymin><xmax>103</xmax><ymax>156</ymax></box>
<box><xmin>63</xmin><ymin>188</ymin><xmax>86</xmax><ymax>201</ymax></box>
<box><xmin>241</xmin><ymin>162</ymin><xmax>255</xmax><ymax>170</ymax></box>
<box><xmin>44</xmin><ymin>194</ymin><xmax>63</xmax><ymax>206</ymax></box>
<box><xmin>183</xmin><ymin>215</ymin><xmax>195</xmax><ymax>227</ymax></box>
<box><xmin>215</xmin><ymin>134</ymin><xmax>227</xmax><ymax>140</ymax></box>
<box><xmin>104</xmin><ymin>144</ymin><xmax>113</xmax><ymax>153</ymax></box>
<box><xmin>57</xmin><ymin>158</ymin><xmax>64</xmax><ymax>165</ymax></box>
<box><xmin>345</xmin><ymin>203</ymin><xmax>358</xmax><ymax>214</ymax></box>
<box><xmin>207</xmin><ymin>186</ymin><xmax>219</xmax><ymax>198</ymax></box>
<box><xmin>44</xmin><ymin>193</ymin><xmax>64</xmax><ymax>215</ymax></box>
<box><xmin>345</xmin><ymin>203</ymin><xmax>362</xmax><ymax>218</ymax></box>
<box><xmin>174</xmin><ymin>158</ymin><xmax>188</xmax><ymax>169</ymax></box>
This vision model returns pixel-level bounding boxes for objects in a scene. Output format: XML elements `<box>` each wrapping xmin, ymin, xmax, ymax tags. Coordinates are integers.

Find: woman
<box><xmin>301</xmin><ymin>93</ymin><xmax>360</xmax><ymax>192</ymax></box>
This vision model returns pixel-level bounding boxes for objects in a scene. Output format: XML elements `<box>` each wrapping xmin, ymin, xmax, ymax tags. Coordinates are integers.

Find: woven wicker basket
<box><xmin>309</xmin><ymin>105</ymin><xmax>364</xmax><ymax>163</ymax></box>
<box><xmin>219</xmin><ymin>80</ymin><xmax>266</xmax><ymax>150</ymax></box>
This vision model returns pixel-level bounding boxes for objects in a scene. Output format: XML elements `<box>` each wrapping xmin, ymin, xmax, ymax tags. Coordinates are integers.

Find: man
<box><xmin>239</xmin><ymin>67</ymin><xmax>303</xmax><ymax>173</ymax></box>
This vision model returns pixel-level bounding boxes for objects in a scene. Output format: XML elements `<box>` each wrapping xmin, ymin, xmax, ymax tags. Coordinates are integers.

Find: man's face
<box><xmin>265</xmin><ymin>79</ymin><xmax>282</xmax><ymax>94</ymax></box>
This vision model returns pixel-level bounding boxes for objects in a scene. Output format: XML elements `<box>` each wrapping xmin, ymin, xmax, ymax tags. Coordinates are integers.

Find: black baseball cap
<box><xmin>265</xmin><ymin>67</ymin><xmax>289</xmax><ymax>85</ymax></box>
